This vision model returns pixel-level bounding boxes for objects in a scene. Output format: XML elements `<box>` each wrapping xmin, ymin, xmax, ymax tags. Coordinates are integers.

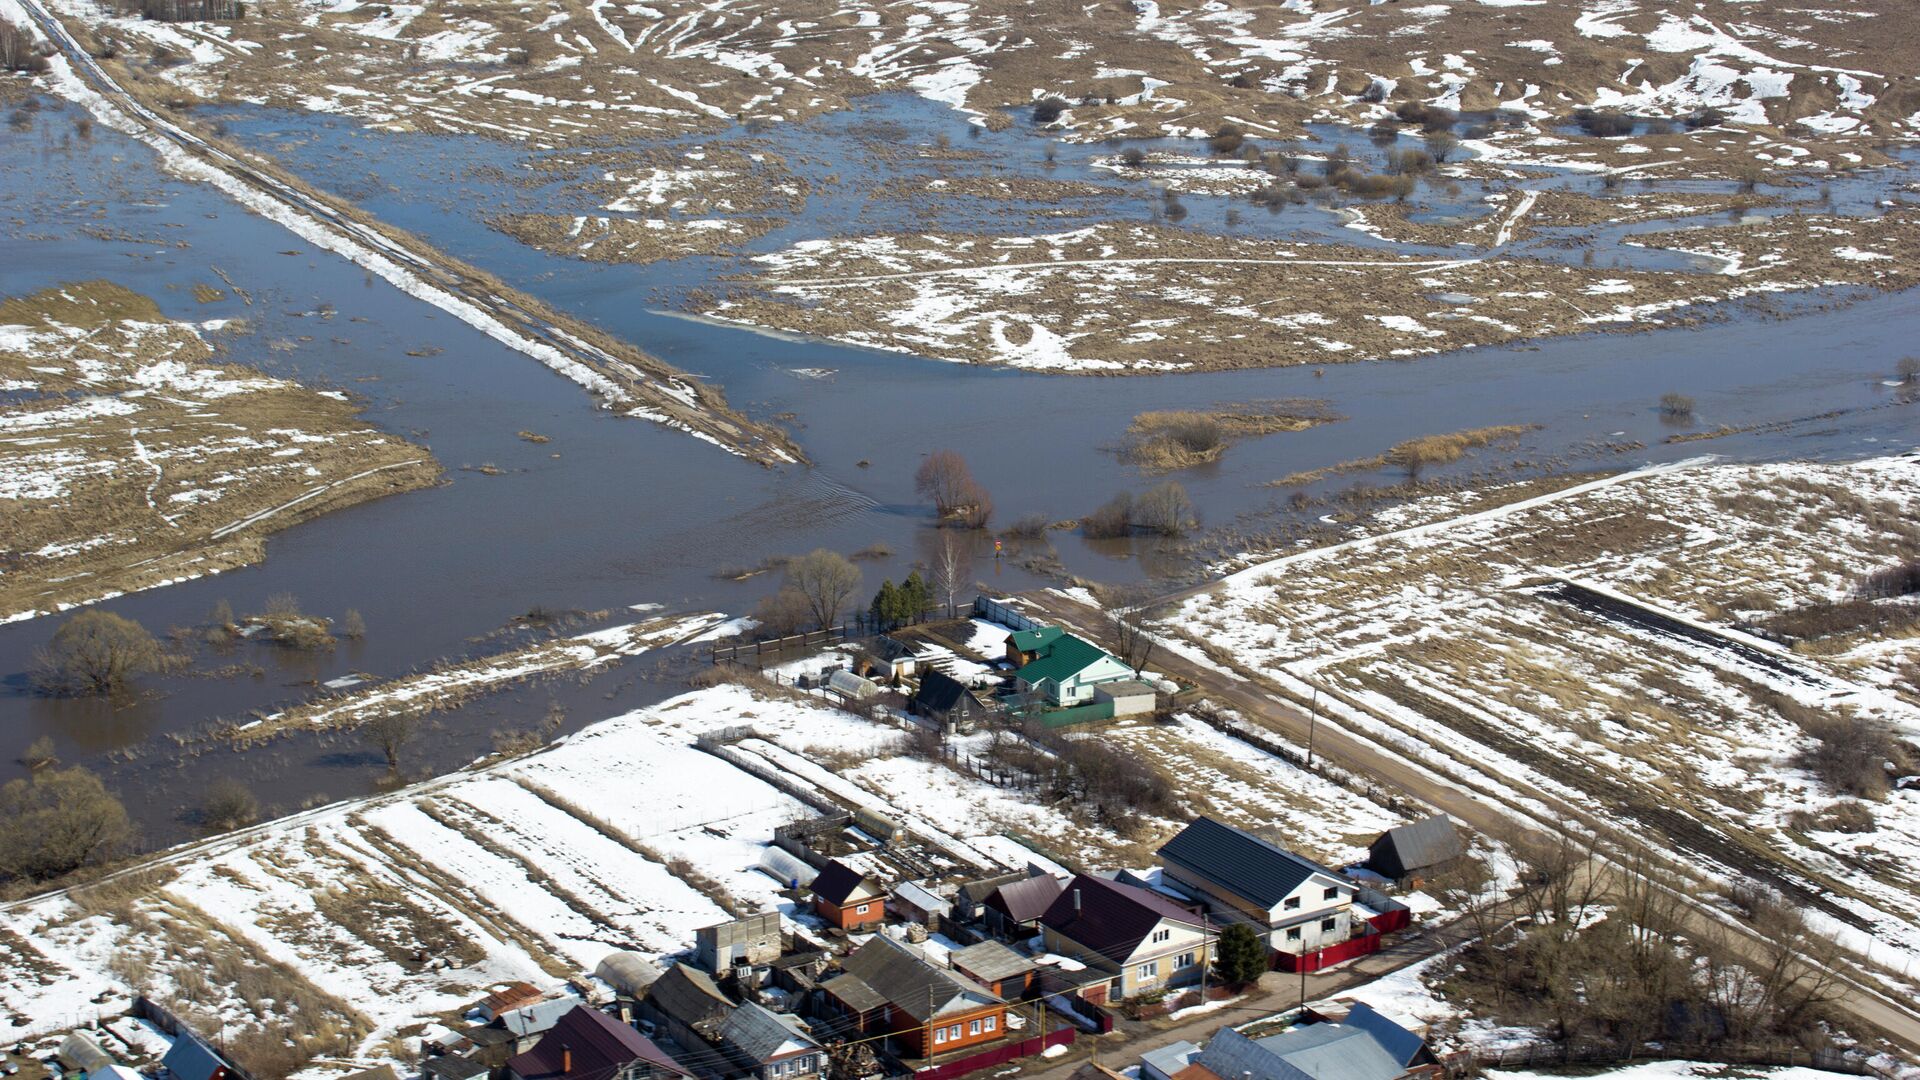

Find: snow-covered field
<box><xmin>1162</xmin><ymin>454</ymin><xmax>1920</xmax><ymax>990</ymax></box>
<box><xmin>0</xmin><ymin>671</ymin><xmax>1414</xmax><ymax>1070</ymax></box>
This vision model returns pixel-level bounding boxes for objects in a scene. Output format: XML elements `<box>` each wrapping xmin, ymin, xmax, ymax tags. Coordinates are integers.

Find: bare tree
<box><xmin>199</xmin><ymin>777</ymin><xmax>260</xmax><ymax>833</ymax></box>
<box><xmin>0</xmin><ymin>767</ymin><xmax>134</xmax><ymax>883</ymax></box>
<box><xmin>33</xmin><ymin>610</ymin><xmax>162</xmax><ymax>696</ymax></box>
<box><xmin>361</xmin><ymin>710</ymin><xmax>420</xmax><ymax>773</ymax></box>
<box><xmin>19</xmin><ymin>736</ymin><xmax>57</xmax><ymax>772</ymax></box>
<box><xmin>1096</xmin><ymin>584</ymin><xmax>1160</xmax><ymax>676</ymax></box>
<box><xmin>1896</xmin><ymin>355</ymin><xmax>1919</xmax><ymax>385</ymax></box>
<box><xmin>785</xmin><ymin>549</ymin><xmax>862</xmax><ymax>631</ymax></box>
<box><xmin>929</xmin><ymin>530</ymin><xmax>975</xmax><ymax>618</ymax></box>
<box><xmin>915</xmin><ymin>450</ymin><xmax>990</xmax><ymax>526</ymax></box>
<box><xmin>341</xmin><ymin>609</ymin><xmax>366</xmax><ymax>639</ymax></box>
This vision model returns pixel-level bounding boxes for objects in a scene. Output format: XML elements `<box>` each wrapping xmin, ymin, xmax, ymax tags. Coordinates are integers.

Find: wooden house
<box><xmin>823</xmin><ymin>936</ymin><xmax>1008</xmax><ymax>1058</ymax></box>
<box><xmin>810</xmin><ymin>860</ymin><xmax>886</xmax><ymax>931</ymax></box>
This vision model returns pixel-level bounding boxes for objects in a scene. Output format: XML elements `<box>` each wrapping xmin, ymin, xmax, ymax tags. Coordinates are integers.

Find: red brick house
<box><xmin>824</xmin><ymin>936</ymin><xmax>1008</xmax><ymax>1058</ymax></box>
<box><xmin>811</xmin><ymin>860</ymin><xmax>886</xmax><ymax>931</ymax></box>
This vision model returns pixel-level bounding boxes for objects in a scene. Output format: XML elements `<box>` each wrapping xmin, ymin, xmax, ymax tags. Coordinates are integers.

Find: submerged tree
<box><xmin>33</xmin><ymin>610</ymin><xmax>161</xmax><ymax>696</ymax></box>
<box><xmin>0</xmin><ymin>767</ymin><xmax>134</xmax><ymax>883</ymax></box>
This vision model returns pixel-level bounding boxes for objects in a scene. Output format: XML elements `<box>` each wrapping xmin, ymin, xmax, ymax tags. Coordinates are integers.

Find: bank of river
<box><xmin>0</xmin><ymin>90</ymin><xmax>1914</xmax><ymax>849</ymax></box>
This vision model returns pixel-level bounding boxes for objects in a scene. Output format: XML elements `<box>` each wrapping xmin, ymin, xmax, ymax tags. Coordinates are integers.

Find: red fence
<box><xmin>912</xmin><ymin>1026</ymin><xmax>1076</xmax><ymax>1080</ymax></box>
<box><xmin>1275</xmin><ymin>932</ymin><xmax>1384</xmax><ymax>973</ymax></box>
<box><xmin>1367</xmin><ymin>907</ymin><xmax>1411</xmax><ymax>934</ymax></box>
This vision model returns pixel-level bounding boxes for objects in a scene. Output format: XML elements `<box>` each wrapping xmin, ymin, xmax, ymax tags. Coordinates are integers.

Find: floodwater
<box><xmin>0</xmin><ymin>91</ymin><xmax>1914</xmax><ymax>848</ymax></box>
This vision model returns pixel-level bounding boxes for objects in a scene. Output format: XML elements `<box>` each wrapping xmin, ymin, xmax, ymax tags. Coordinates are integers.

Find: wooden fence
<box><xmin>710</xmin><ymin>624</ymin><xmax>848</xmax><ymax>666</ymax></box>
<box><xmin>1452</xmin><ymin>1041</ymin><xmax>1886</xmax><ymax>1077</ymax></box>
<box><xmin>132</xmin><ymin>997</ymin><xmax>261</xmax><ymax>1080</ymax></box>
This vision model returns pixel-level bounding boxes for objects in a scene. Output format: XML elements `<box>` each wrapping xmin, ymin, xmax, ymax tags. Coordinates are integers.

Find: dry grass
<box><xmin>1121</xmin><ymin>400</ymin><xmax>1337</xmax><ymax>472</ymax></box>
<box><xmin>1271</xmin><ymin>424</ymin><xmax>1540</xmax><ymax>486</ymax></box>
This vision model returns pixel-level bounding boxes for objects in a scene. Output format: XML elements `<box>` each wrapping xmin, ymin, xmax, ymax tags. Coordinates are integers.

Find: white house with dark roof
<box><xmin>1158</xmin><ymin>816</ymin><xmax>1356</xmax><ymax>960</ymax></box>
<box><xmin>720</xmin><ymin>1001</ymin><xmax>824</xmax><ymax>1080</ymax></box>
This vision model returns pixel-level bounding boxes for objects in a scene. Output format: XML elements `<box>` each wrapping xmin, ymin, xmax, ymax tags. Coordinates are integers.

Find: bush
<box><xmin>1860</xmin><ymin>560</ymin><xmax>1920</xmax><ymax>599</ymax></box>
<box><xmin>1120</xmin><ymin>146</ymin><xmax>1147</xmax><ymax>167</ymax></box>
<box><xmin>200</xmin><ymin>778</ymin><xmax>259</xmax><ymax>833</ymax></box>
<box><xmin>1427</xmin><ymin>131</ymin><xmax>1458</xmax><ymax>162</ymax></box>
<box><xmin>1394</xmin><ymin>100</ymin><xmax>1430</xmax><ymax>125</ymax></box>
<box><xmin>752</xmin><ymin>586</ymin><xmax>814</xmax><ymax>637</ymax></box>
<box><xmin>0</xmin><ymin>768</ymin><xmax>134</xmax><ymax>883</ymax></box>
<box><xmin>1208</xmin><ymin>123</ymin><xmax>1245</xmax><ymax>154</ymax></box>
<box><xmin>1386</xmin><ymin>148</ymin><xmax>1434</xmax><ymax>175</ymax></box>
<box><xmin>1081</xmin><ymin>492</ymin><xmax>1134</xmax><ymax>539</ymax></box>
<box><xmin>1894</xmin><ymin>355</ymin><xmax>1919</xmax><ymax>384</ymax></box>
<box><xmin>33</xmin><ymin>611</ymin><xmax>162</xmax><ymax>696</ymax></box>
<box><xmin>1575</xmin><ymin>109</ymin><xmax>1635</xmax><ymax>137</ymax></box>
<box><xmin>1005</xmin><ymin>513</ymin><xmax>1050</xmax><ymax>540</ymax></box>
<box><xmin>1658</xmin><ymin>391</ymin><xmax>1695</xmax><ymax>419</ymax></box>
<box><xmin>1133</xmin><ymin>481</ymin><xmax>1197</xmax><ymax>536</ymax></box>
<box><xmin>1032</xmin><ymin>97</ymin><xmax>1069</xmax><ymax>124</ymax></box>
<box><xmin>1684</xmin><ymin>107</ymin><xmax>1726</xmax><ymax>129</ymax></box>
<box><xmin>20</xmin><ymin>736</ymin><xmax>57</xmax><ymax>772</ymax></box>
<box><xmin>1792</xmin><ymin>708</ymin><xmax>1898</xmax><ymax>799</ymax></box>
<box><xmin>1</xmin><ymin>19</ymin><xmax>51</xmax><ymax>73</ymax></box>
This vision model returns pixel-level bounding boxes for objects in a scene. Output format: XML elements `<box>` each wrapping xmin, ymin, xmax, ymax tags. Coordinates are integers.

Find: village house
<box><xmin>1004</xmin><ymin>626</ymin><xmax>1065</xmax><ymax>667</ymax></box>
<box><xmin>505</xmin><ymin>1004</ymin><xmax>691</xmax><ymax>1080</ymax></box>
<box><xmin>910</xmin><ymin>670</ymin><xmax>988</xmax><ymax>732</ymax></box>
<box><xmin>810</xmin><ymin>860</ymin><xmax>887</xmax><ymax>931</ymax></box>
<box><xmin>823</xmin><ymin>936</ymin><xmax>1009</xmax><ymax>1058</ymax></box>
<box><xmin>1365</xmin><ymin>815</ymin><xmax>1464</xmax><ymax>884</ymax></box>
<box><xmin>891</xmin><ymin>880</ymin><xmax>951</xmax><ymax>927</ymax></box>
<box><xmin>1194</xmin><ymin>1003</ymin><xmax>1439</xmax><ymax>1080</ymax></box>
<box><xmin>1013</xmin><ymin>633</ymin><xmax>1135</xmax><ymax>707</ymax></box>
<box><xmin>1039</xmin><ymin>874</ymin><xmax>1215</xmax><ymax>1002</ymax></box>
<box><xmin>855</xmin><ymin>636</ymin><xmax>921</xmax><ymax>684</ymax></box>
<box><xmin>1158</xmin><ymin>817</ymin><xmax>1358</xmax><ymax>969</ymax></box>
<box><xmin>159</xmin><ymin>1034</ymin><xmax>232</xmax><ymax>1080</ymax></box>
<box><xmin>640</xmin><ymin>963</ymin><xmax>737</xmax><ymax>1055</ymax></box>
<box><xmin>952</xmin><ymin>870</ymin><xmax>1033</xmax><ymax>924</ymax></box>
<box><xmin>719</xmin><ymin>1002</ymin><xmax>826</xmax><ymax>1080</ymax></box>
<box><xmin>982</xmin><ymin>873</ymin><xmax>1064</xmax><ymax>938</ymax></box>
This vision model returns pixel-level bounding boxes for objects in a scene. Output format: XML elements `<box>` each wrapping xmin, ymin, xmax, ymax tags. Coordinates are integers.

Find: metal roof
<box><xmin>893</xmin><ymin>881</ymin><xmax>952</xmax><ymax>918</ymax></box>
<box><xmin>1008</xmin><ymin>627</ymin><xmax>1064</xmax><ymax>652</ymax></box>
<box><xmin>987</xmin><ymin>873</ymin><xmax>1064</xmax><ymax>923</ymax></box>
<box><xmin>721</xmin><ymin>1002</ymin><xmax>819</xmax><ymax>1064</ymax></box>
<box><xmin>502</xmin><ymin>998</ymin><xmax>580</xmax><ymax>1038</ymax></box>
<box><xmin>829</xmin><ymin>936</ymin><xmax>1001</xmax><ymax>1023</ymax></box>
<box><xmin>1041</xmin><ymin>874</ymin><xmax>1208</xmax><ymax>958</ymax></box>
<box><xmin>644</xmin><ymin>964</ymin><xmax>735</xmax><ymax>1031</ymax></box>
<box><xmin>505</xmin><ymin>1003</ymin><xmax>689</xmax><ymax>1080</ymax></box>
<box><xmin>1140</xmin><ymin>1041</ymin><xmax>1201</xmax><ymax>1080</ymax></box>
<box><xmin>949</xmin><ymin>940</ymin><xmax>1037</xmax><ymax>984</ymax></box>
<box><xmin>1197</xmin><ymin>1011</ymin><xmax>1427</xmax><ymax>1080</ymax></box>
<box><xmin>811</xmin><ymin>860</ymin><xmax>882</xmax><ymax>906</ymax></box>
<box><xmin>1369</xmin><ymin>815</ymin><xmax>1463</xmax><ymax>874</ymax></box>
<box><xmin>1159</xmin><ymin>816</ymin><xmax>1345</xmax><ymax>910</ymax></box>
<box><xmin>161</xmin><ymin>1036</ymin><xmax>228</xmax><ymax>1080</ymax></box>
<box><xmin>1014</xmin><ymin>634</ymin><xmax>1114</xmax><ymax>686</ymax></box>
<box><xmin>1341</xmin><ymin>1003</ymin><xmax>1428</xmax><ymax>1068</ymax></box>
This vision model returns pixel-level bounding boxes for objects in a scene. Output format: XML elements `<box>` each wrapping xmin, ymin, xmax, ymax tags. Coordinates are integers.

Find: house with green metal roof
<box><xmin>1013</xmin><ymin>632</ymin><xmax>1134</xmax><ymax>705</ymax></box>
<box><xmin>1004</xmin><ymin>625</ymin><xmax>1066</xmax><ymax>667</ymax></box>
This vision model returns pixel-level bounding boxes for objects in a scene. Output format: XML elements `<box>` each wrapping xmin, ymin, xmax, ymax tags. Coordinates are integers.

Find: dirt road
<box><xmin>14</xmin><ymin>0</ymin><xmax>800</xmax><ymax>467</ymax></box>
<box><xmin>1020</xmin><ymin>583</ymin><xmax>1920</xmax><ymax>1057</ymax></box>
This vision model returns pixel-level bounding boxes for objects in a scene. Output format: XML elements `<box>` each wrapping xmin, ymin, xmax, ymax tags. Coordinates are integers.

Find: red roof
<box><xmin>505</xmin><ymin>1004</ymin><xmax>689</xmax><ymax>1080</ymax></box>
<box><xmin>483</xmin><ymin>982</ymin><xmax>543</xmax><ymax>1016</ymax></box>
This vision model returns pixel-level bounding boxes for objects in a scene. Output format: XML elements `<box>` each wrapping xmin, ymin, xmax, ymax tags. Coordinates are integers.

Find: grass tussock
<box><xmin>1121</xmin><ymin>399</ymin><xmax>1337</xmax><ymax>473</ymax></box>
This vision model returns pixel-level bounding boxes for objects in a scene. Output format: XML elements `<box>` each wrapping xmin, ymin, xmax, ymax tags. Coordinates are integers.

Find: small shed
<box><xmin>910</xmin><ymin>671</ymin><xmax>987</xmax><ymax>732</ymax></box>
<box><xmin>476</xmin><ymin>981</ymin><xmax>544</xmax><ymax>1020</ymax></box>
<box><xmin>890</xmin><ymin>881</ymin><xmax>951</xmax><ymax>926</ymax></box>
<box><xmin>58</xmin><ymin>1034</ymin><xmax>114</xmax><ymax>1075</ymax></box>
<box><xmin>856</xmin><ymin>637</ymin><xmax>920</xmax><ymax>684</ymax></box>
<box><xmin>1094</xmin><ymin>680</ymin><xmax>1157</xmax><ymax>718</ymax></box>
<box><xmin>949</xmin><ymin>940</ymin><xmax>1037</xmax><ymax>999</ymax></box>
<box><xmin>827</xmin><ymin>670</ymin><xmax>880</xmax><ymax>702</ymax></box>
<box><xmin>159</xmin><ymin>1036</ymin><xmax>230</xmax><ymax>1080</ymax></box>
<box><xmin>1366</xmin><ymin>815</ymin><xmax>1464</xmax><ymax>881</ymax></box>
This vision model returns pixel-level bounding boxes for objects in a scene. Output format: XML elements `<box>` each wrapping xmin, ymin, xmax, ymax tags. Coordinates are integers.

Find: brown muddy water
<box><xmin>1</xmin><ymin>92</ymin><xmax>1915</xmax><ymax>849</ymax></box>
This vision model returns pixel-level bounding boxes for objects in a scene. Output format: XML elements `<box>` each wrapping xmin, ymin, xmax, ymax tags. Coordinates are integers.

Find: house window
<box><xmin>1324</xmin><ymin>886</ymin><xmax>1339</xmax><ymax>901</ymax></box>
<box><xmin>934</xmin><ymin>1027</ymin><xmax>947</xmax><ymax>1046</ymax></box>
<box><xmin>772</xmin><ymin>1064</ymin><xmax>786</xmax><ymax>1076</ymax></box>
<box><xmin>1287</xmin><ymin>927</ymin><xmax>1301</xmax><ymax>940</ymax></box>
<box><xmin>855</xmin><ymin>903</ymin><xmax>871</xmax><ymax>914</ymax></box>
<box><xmin>1321</xmin><ymin>917</ymin><xmax>1338</xmax><ymax>932</ymax></box>
<box><xmin>1137</xmin><ymin>961</ymin><xmax>1158</xmax><ymax>980</ymax></box>
<box><xmin>970</xmin><ymin>1020</ymin><xmax>982</xmax><ymax>1036</ymax></box>
<box><xmin>1151</xmin><ymin>928</ymin><xmax>1171</xmax><ymax>943</ymax></box>
<box><xmin>952</xmin><ymin>1025</ymin><xmax>964</xmax><ymax>1040</ymax></box>
<box><xmin>984</xmin><ymin>1016</ymin><xmax>997</xmax><ymax>1033</ymax></box>
<box><xmin>1176</xmin><ymin>952</ymin><xmax>1196</xmax><ymax>969</ymax></box>
<box><xmin>1284</xmin><ymin>897</ymin><xmax>1300</xmax><ymax>910</ymax></box>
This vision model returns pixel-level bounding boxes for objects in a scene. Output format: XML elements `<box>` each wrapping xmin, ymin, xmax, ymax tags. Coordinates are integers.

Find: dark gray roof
<box><xmin>828</xmin><ymin>936</ymin><xmax>1001</xmax><ymax>1023</ymax></box>
<box><xmin>958</xmin><ymin>870</ymin><xmax>1034</xmax><ymax>908</ymax></box>
<box><xmin>1370</xmin><ymin>815</ymin><xmax>1463</xmax><ymax>873</ymax></box>
<box><xmin>913</xmin><ymin>670</ymin><xmax>981</xmax><ymax>713</ymax></box>
<box><xmin>811</xmin><ymin>860</ymin><xmax>881</xmax><ymax>906</ymax></box>
<box><xmin>1159</xmin><ymin>817</ymin><xmax>1343</xmax><ymax>909</ymax></box>
<box><xmin>950</xmin><ymin>940</ymin><xmax>1036</xmax><ymax>984</ymax></box>
<box><xmin>722</xmin><ymin>1002</ymin><xmax>820</xmax><ymax>1064</ymax></box>
<box><xmin>422</xmin><ymin>1055</ymin><xmax>491</xmax><ymax>1080</ymax></box>
<box><xmin>161</xmin><ymin>1036</ymin><xmax>228</xmax><ymax>1080</ymax></box>
<box><xmin>645</xmin><ymin>964</ymin><xmax>735</xmax><ymax>1029</ymax></box>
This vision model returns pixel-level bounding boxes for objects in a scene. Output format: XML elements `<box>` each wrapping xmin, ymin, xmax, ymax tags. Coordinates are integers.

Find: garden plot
<box><xmin>0</xmin><ymin>281</ymin><xmax>438</xmax><ymax>623</ymax></box>
<box><xmin>710</xmin><ymin>213</ymin><xmax>1920</xmax><ymax>373</ymax></box>
<box><xmin>1162</xmin><ymin>454</ymin><xmax>1920</xmax><ymax>982</ymax></box>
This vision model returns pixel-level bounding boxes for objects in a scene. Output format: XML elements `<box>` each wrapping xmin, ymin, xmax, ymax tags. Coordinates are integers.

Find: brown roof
<box><xmin>987</xmin><ymin>874</ymin><xmax>1064</xmax><ymax>924</ymax></box>
<box><xmin>1173</xmin><ymin>1064</ymin><xmax>1226</xmax><ymax>1080</ymax></box>
<box><xmin>505</xmin><ymin>1004</ymin><xmax>688</xmax><ymax>1080</ymax></box>
<box><xmin>1041</xmin><ymin>875</ymin><xmax>1208</xmax><ymax>959</ymax></box>
<box><xmin>483</xmin><ymin>982</ymin><xmax>543</xmax><ymax>1016</ymax></box>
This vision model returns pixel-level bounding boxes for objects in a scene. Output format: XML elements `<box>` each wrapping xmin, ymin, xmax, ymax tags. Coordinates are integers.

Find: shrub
<box><xmin>1133</xmin><ymin>481</ymin><xmax>1198</xmax><ymax>536</ymax></box>
<box><xmin>1685</xmin><ymin>107</ymin><xmax>1726</xmax><ymax>129</ymax></box>
<box><xmin>1386</xmin><ymin>149</ymin><xmax>1433</xmax><ymax>175</ymax></box>
<box><xmin>1368</xmin><ymin>118</ymin><xmax>1399</xmax><ymax>144</ymax></box>
<box><xmin>752</xmin><ymin>586</ymin><xmax>814</xmax><ymax>637</ymax></box>
<box><xmin>1895</xmin><ymin>356</ymin><xmax>1919</xmax><ymax>384</ymax></box>
<box><xmin>1394</xmin><ymin>100</ymin><xmax>1430</xmax><ymax>125</ymax></box>
<box><xmin>1081</xmin><ymin>492</ymin><xmax>1134</xmax><ymax>539</ymax></box>
<box><xmin>1120</xmin><ymin>146</ymin><xmax>1147</xmax><ymax>167</ymax></box>
<box><xmin>1575</xmin><ymin>109</ymin><xmax>1635</xmax><ymax>137</ymax></box>
<box><xmin>1658</xmin><ymin>392</ymin><xmax>1695</xmax><ymax>419</ymax></box>
<box><xmin>1427</xmin><ymin>131</ymin><xmax>1458</xmax><ymax>162</ymax></box>
<box><xmin>1032</xmin><ymin>96</ymin><xmax>1069</xmax><ymax>124</ymax></box>
<box><xmin>1208</xmin><ymin>123</ymin><xmax>1245</xmax><ymax>154</ymax></box>
<box><xmin>1792</xmin><ymin>708</ymin><xmax>1898</xmax><ymax>799</ymax></box>
<box><xmin>200</xmin><ymin>778</ymin><xmax>259</xmax><ymax>833</ymax></box>
<box><xmin>1</xmin><ymin>19</ymin><xmax>51</xmax><ymax>73</ymax></box>
<box><xmin>341</xmin><ymin>608</ymin><xmax>366</xmax><ymax>639</ymax></box>
<box><xmin>20</xmin><ymin>736</ymin><xmax>57</xmax><ymax>772</ymax></box>
<box><xmin>1006</xmin><ymin>513</ymin><xmax>1050</xmax><ymax>540</ymax></box>
<box><xmin>1860</xmin><ymin>560</ymin><xmax>1920</xmax><ymax>599</ymax></box>
<box><xmin>916</xmin><ymin>449</ymin><xmax>990</xmax><ymax>526</ymax></box>
<box><xmin>33</xmin><ymin>611</ymin><xmax>162</xmax><ymax>696</ymax></box>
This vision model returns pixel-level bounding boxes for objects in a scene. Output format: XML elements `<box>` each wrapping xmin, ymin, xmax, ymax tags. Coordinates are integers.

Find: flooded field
<box><xmin>2</xmin><ymin>89</ymin><xmax>1916</xmax><ymax>849</ymax></box>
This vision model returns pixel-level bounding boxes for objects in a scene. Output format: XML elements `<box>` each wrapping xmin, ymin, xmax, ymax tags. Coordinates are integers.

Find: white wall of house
<box><xmin>1054</xmin><ymin>656</ymin><xmax>1136</xmax><ymax>704</ymax></box>
<box><xmin>1045</xmin><ymin>917</ymin><xmax>1214</xmax><ymax>999</ymax></box>
<box><xmin>1162</xmin><ymin>865</ymin><xmax>1354</xmax><ymax>957</ymax></box>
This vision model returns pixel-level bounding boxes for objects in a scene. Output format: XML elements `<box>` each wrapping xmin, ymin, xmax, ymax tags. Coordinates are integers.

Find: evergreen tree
<box><xmin>901</xmin><ymin>570</ymin><xmax>930</xmax><ymax>624</ymax></box>
<box><xmin>1213</xmin><ymin>922</ymin><xmax>1269</xmax><ymax>987</ymax></box>
<box><xmin>871</xmin><ymin>580</ymin><xmax>899</xmax><ymax>629</ymax></box>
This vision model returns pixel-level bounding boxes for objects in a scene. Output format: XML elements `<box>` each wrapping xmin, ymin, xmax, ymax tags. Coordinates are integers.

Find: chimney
<box><xmin>1073</xmin><ymin>889</ymin><xmax>1081</xmax><ymax>914</ymax></box>
<box><xmin>561</xmin><ymin>1046</ymin><xmax>572</xmax><ymax>1075</ymax></box>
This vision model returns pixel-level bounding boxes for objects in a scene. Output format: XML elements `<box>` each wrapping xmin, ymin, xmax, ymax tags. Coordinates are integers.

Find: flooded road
<box><xmin>1</xmin><ymin>91</ymin><xmax>1914</xmax><ymax>847</ymax></box>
